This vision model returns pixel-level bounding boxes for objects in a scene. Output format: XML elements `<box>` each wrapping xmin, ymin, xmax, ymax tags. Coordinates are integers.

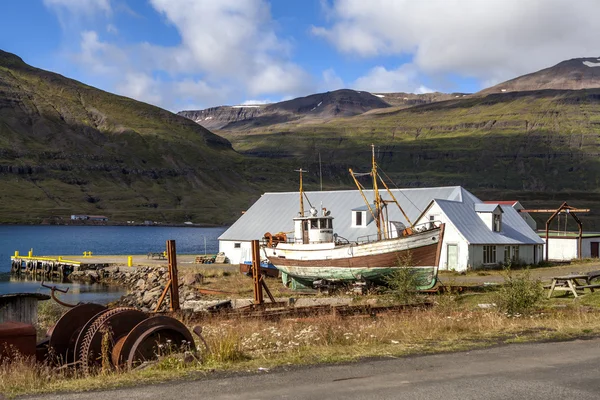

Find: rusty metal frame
<box><xmin>154</xmin><ymin>240</ymin><xmax>180</xmax><ymax>312</ymax></box>
<box><xmin>252</xmin><ymin>240</ymin><xmax>276</xmax><ymax>305</ymax></box>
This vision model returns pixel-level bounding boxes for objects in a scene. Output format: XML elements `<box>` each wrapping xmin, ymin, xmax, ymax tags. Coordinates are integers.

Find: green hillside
<box><xmin>216</xmin><ymin>89</ymin><xmax>600</xmax><ymax>229</ymax></box>
<box><xmin>0</xmin><ymin>50</ymin><xmax>281</xmax><ymax>224</ymax></box>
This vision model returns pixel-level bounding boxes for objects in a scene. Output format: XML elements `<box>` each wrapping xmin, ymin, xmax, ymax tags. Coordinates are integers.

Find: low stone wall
<box><xmin>70</xmin><ymin>266</ymin><xmax>223</xmax><ymax>312</ymax></box>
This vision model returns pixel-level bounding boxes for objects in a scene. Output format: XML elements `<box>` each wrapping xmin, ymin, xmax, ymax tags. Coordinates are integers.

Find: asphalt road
<box><xmin>23</xmin><ymin>338</ymin><xmax>600</xmax><ymax>400</ymax></box>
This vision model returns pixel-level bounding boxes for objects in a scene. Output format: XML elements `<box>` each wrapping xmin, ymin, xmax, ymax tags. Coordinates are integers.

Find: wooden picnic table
<box><xmin>147</xmin><ymin>252</ymin><xmax>166</xmax><ymax>260</ymax></box>
<box><xmin>546</xmin><ymin>274</ymin><xmax>600</xmax><ymax>298</ymax></box>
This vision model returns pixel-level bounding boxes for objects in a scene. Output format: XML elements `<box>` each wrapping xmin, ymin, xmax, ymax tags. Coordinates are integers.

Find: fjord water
<box><xmin>0</xmin><ymin>225</ymin><xmax>227</xmax><ymax>303</ymax></box>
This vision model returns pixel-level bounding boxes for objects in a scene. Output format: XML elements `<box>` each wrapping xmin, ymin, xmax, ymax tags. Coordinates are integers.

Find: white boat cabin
<box><xmin>293</xmin><ymin>209</ymin><xmax>334</xmax><ymax>244</ymax></box>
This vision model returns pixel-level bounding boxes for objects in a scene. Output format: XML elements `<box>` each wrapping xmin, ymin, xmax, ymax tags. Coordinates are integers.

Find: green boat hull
<box><xmin>280</xmin><ymin>266</ymin><xmax>438</xmax><ymax>290</ymax></box>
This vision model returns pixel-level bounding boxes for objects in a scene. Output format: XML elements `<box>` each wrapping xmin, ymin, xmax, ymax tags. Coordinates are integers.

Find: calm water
<box><xmin>0</xmin><ymin>225</ymin><xmax>227</xmax><ymax>303</ymax></box>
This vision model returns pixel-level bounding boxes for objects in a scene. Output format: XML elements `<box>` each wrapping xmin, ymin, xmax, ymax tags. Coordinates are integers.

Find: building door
<box><xmin>303</xmin><ymin>221</ymin><xmax>309</xmax><ymax>244</ymax></box>
<box><xmin>592</xmin><ymin>242</ymin><xmax>599</xmax><ymax>258</ymax></box>
<box><xmin>447</xmin><ymin>244</ymin><xmax>458</xmax><ymax>270</ymax></box>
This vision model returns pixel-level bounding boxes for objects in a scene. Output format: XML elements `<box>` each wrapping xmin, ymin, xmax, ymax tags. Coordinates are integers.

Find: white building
<box><xmin>218</xmin><ymin>186</ymin><xmax>545</xmax><ymax>272</ymax></box>
<box><xmin>544</xmin><ymin>234</ymin><xmax>600</xmax><ymax>261</ymax></box>
<box><xmin>483</xmin><ymin>200</ymin><xmax>537</xmax><ymax>231</ymax></box>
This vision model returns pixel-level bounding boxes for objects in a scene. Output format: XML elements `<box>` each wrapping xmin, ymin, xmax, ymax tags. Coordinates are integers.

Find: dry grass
<box><xmin>5</xmin><ymin>291</ymin><xmax>600</xmax><ymax>398</ymax></box>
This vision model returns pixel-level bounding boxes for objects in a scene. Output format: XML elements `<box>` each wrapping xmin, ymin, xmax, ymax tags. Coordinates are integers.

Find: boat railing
<box><xmin>261</xmin><ymin>236</ymin><xmax>335</xmax><ymax>246</ymax></box>
<box><xmin>355</xmin><ymin>220</ymin><xmax>442</xmax><ymax>244</ymax></box>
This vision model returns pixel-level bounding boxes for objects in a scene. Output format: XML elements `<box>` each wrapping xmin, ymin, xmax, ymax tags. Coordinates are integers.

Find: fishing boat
<box><xmin>262</xmin><ymin>145</ymin><xmax>445</xmax><ymax>290</ymax></box>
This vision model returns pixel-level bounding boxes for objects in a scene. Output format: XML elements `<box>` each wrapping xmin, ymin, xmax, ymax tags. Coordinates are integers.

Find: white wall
<box><xmin>219</xmin><ymin>240</ymin><xmax>253</xmax><ymax>264</ymax></box>
<box><xmin>470</xmin><ymin>244</ymin><xmax>536</xmax><ymax>268</ymax></box>
<box><xmin>477</xmin><ymin>212</ymin><xmax>494</xmax><ymax>230</ymax></box>
<box><xmin>544</xmin><ymin>237</ymin><xmax>600</xmax><ymax>260</ymax></box>
<box><xmin>544</xmin><ymin>238</ymin><xmax>578</xmax><ymax>261</ymax></box>
<box><xmin>513</xmin><ymin>202</ymin><xmax>537</xmax><ymax>231</ymax></box>
<box><xmin>416</xmin><ymin>203</ymin><xmax>470</xmax><ymax>271</ymax></box>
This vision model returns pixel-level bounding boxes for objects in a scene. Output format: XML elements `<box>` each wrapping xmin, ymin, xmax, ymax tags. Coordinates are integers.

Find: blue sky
<box><xmin>1</xmin><ymin>0</ymin><xmax>599</xmax><ymax>111</ymax></box>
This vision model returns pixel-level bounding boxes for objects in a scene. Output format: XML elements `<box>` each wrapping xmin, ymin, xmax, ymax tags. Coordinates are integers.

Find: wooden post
<box><xmin>167</xmin><ymin>240</ymin><xmax>180</xmax><ymax>312</ymax></box>
<box><xmin>154</xmin><ymin>240</ymin><xmax>180</xmax><ymax>312</ymax></box>
<box><xmin>252</xmin><ymin>240</ymin><xmax>263</xmax><ymax>305</ymax></box>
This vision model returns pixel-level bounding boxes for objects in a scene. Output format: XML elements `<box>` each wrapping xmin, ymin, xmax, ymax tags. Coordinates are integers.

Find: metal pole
<box><xmin>319</xmin><ymin>152</ymin><xmax>323</xmax><ymax>191</ymax></box>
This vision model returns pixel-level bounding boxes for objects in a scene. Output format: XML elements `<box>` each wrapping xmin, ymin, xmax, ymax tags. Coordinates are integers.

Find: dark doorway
<box><xmin>592</xmin><ymin>242</ymin><xmax>599</xmax><ymax>258</ymax></box>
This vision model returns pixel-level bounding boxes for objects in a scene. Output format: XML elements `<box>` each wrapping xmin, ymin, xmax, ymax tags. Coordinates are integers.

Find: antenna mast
<box><xmin>371</xmin><ymin>144</ymin><xmax>383</xmax><ymax>240</ymax></box>
<box><xmin>295</xmin><ymin>168</ymin><xmax>307</xmax><ymax>217</ymax></box>
<box><xmin>319</xmin><ymin>152</ymin><xmax>323</xmax><ymax>191</ymax></box>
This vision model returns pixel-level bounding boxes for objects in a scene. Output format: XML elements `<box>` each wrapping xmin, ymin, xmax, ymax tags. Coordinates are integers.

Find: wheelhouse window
<box><xmin>310</xmin><ymin>219</ymin><xmax>318</xmax><ymax>229</ymax></box>
<box><xmin>483</xmin><ymin>245</ymin><xmax>496</xmax><ymax>264</ymax></box>
<box><xmin>319</xmin><ymin>218</ymin><xmax>332</xmax><ymax>229</ymax></box>
<box><xmin>234</xmin><ymin>243</ymin><xmax>241</xmax><ymax>249</ymax></box>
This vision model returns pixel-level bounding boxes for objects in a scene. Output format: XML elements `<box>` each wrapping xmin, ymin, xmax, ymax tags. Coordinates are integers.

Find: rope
<box><xmin>379</xmin><ymin>167</ymin><xmax>423</xmax><ymax>215</ymax></box>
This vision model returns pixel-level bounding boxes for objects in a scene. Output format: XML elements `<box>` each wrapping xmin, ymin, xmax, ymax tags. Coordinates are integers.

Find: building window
<box><xmin>493</xmin><ymin>214</ymin><xmax>501</xmax><ymax>232</ymax></box>
<box><xmin>355</xmin><ymin>211</ymin><xmax>363</xmax><ymax>227</ymax></box>
<box><xmin>429</xmin><ymin>215</ymin><xmax>435</xmax><ymax>229</ymax></box>
<box><xmin>511</xmin><ymin>246</ymin><xmax>519</xmax><ymax>262</ymax></box>
<box><xmin>483</xmin><ymin>245</ymin><xmax>496</xmax><ymax>264</ymax></box>
<box><xmin>234</xmin><ymin>243</ymin><xmax>241</xmax><ymax>248</ymax></box>
<box><xmin>504</xmin><ymin>246</ymin><xmax>511</xmax><ymax>262</ymax></box>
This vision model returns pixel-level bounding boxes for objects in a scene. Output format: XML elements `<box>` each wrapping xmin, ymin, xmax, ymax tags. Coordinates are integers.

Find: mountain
<box><xmin>0</xmin><ymin>49</ymin><xmax>271</xmax><ymax>224</ymax></box>
<box><xmin>178</xmin><ymin>89</ymin><xmax>390</xmax><ymax>130</ymax></box>
<box><xmin>369</xmin><ymin>92</ymin><xmax>470</xmax><ymax>108</ymax></box>
<box><xmin>480</xmin><ymin>57</ymin><xmax>600</xmax><ymax>94</ymax></box>
<box><xmin>208</xmin><ymin>88</ymin><xmax>600</xmax><ymax>229</ymax></box>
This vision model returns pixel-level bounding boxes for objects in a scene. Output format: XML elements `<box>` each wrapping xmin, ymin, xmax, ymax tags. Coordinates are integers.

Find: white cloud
<box><xmin>73</xmin><ymin>31</ymin><xmax>229</xmax><ymax>111</ymax></box>
<box><xmin>49</xmin><ymin>0</ymin><xmax>314</xmax><ymax>110</ymax></box>
<box><xmin>43</xmin><ymin>0</ymin><xmax>111</xmax><ymax>15</ymax></box>
<box><xmin>321</xmin><ymin>68</ymin><xmax>344</xmax><ymax>91</ymax></box>
<box><xmin>148</xmin><ymin>0</ymin><xmax>312</xmax><ymax>95</ymax></box>
<box><xmin>351</xmin><ymin>64</ymin><xmax>435</xmax><ymax>94</ymax></box>
<box><xmin>106</xmin><ymin>24</ymin><xmax>118</xmax><ymax>34</ymax></box>
<box><xmin>241</xmin><ymin>99</ymin><xmax>272</xmax><ymax>105</ymax></box>
<box><xmin>314</xmin><ymin>0</ymin><xmax>600</xmax><ymax>84</ymax></box>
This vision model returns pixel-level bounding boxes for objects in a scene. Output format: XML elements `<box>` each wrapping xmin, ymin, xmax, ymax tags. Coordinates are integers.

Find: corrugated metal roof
<box><xmin>219</xmin><ymin>186</ymin><xmax>466</xmax><ymax>242</ymax></box>
<box><xmin>435</xmin><ymin>200</ymin><xmax>545</xmax><ymax>245</ymax></box>
<box><xmin>483</xmin><ymin>200</ymin><xmax>518</xmax><ymax>205</ymax></box>
<box><xmin>474</xmin><ymin>204</ymin><xmax>502</xmax><ymax>213</ymax></box>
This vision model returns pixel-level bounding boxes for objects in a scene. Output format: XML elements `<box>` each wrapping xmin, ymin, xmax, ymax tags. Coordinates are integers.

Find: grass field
<box><xmin>3</xmin><ymin>260</ymin><xmax>600</xmax><ymax>398</ymax></box>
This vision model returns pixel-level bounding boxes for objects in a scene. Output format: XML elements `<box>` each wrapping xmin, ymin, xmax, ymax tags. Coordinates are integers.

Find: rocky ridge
<box><xmin>178</xmin><ymin>89</ymin><xmax>391</xmax><ymax>131</ymax></box>
<box><xmin>479</xmin><ymin>57</ymin><xmax>600</xmax><ymax>95</ymax></box>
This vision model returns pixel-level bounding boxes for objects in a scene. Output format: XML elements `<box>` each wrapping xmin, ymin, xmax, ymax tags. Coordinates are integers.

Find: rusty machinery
<box><xmin>37</xmin><ymin>301</ymin><xmax>198</xmax><ymax>372</ymax></box>
<box><xmin>31</xmin><ymin>240</ymin><xmax>198</xmax><ymax>372</ymax></box>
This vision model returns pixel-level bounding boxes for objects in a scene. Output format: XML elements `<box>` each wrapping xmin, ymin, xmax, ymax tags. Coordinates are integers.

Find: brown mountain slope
<box><xmin>480</xmin><ymin>57</ymin><xmax>600</xmax><ymax>95</ymax></box>
<box><xmin>178</xmin><ymin>89</ymin><xmax>390</xmax><ymax>130</ymax></box>
<box><xmin>0</xmin><ymin>49</ymin><xmax>262</xmax><ymax>224</ymax></box>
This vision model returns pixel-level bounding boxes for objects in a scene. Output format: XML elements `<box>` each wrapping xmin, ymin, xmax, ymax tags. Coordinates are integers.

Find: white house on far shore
<box><xmin>218</xmin><ymin>186</ymin><xmax>545</xmax><ymax>272</ymax></box>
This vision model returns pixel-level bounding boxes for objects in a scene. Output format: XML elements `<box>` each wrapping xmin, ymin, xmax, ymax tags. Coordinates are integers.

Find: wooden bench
<box><xmin>574</xmin><ymin>284</ymin><xmax>600</xmax><ymax>292</ymax></box>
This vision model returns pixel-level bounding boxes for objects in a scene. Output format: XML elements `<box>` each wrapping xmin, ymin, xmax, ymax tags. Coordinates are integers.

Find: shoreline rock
<box><xmin>69</xmin><ymin>266</ymin><xmax>218</xmax><ymax>312</ymax></box>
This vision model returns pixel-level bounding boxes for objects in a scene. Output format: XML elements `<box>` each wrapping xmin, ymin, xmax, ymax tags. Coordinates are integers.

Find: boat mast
<box><xmin>295</xmin><ymin>168</ymin><xmax>306</xmax><ymax>217</ymax></box>
<box><xmin>371</xmin><ymin>144</ymin><xmax>384</xmax><ymax>240</ymax></box>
